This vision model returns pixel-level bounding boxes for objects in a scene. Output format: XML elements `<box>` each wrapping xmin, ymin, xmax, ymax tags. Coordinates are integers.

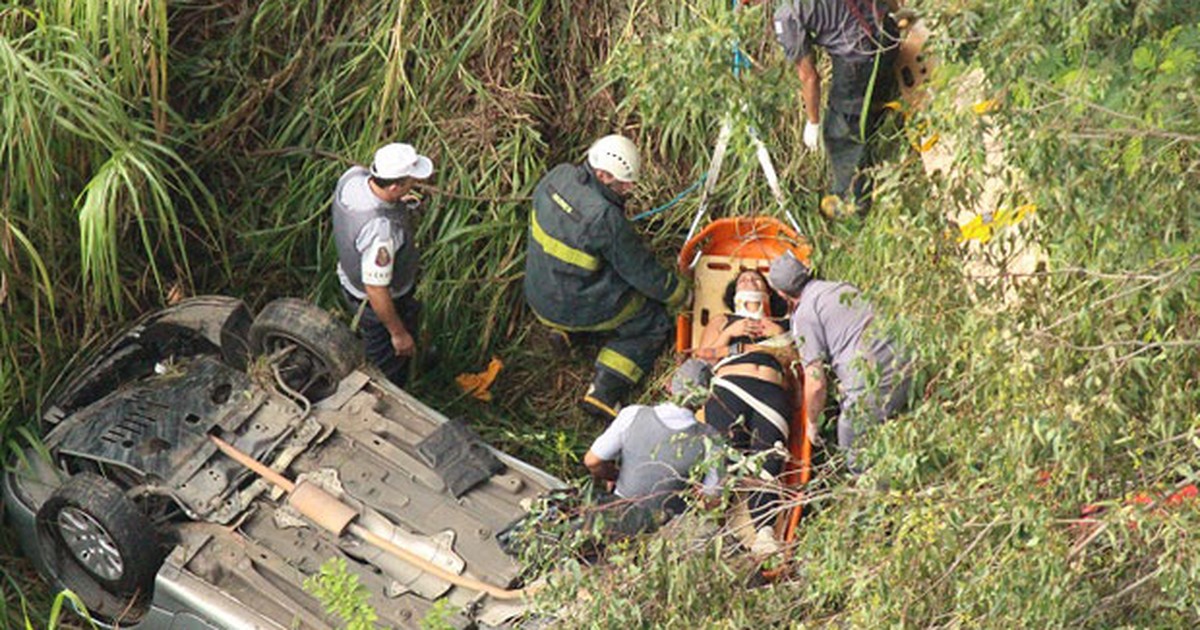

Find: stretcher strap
<box><xmin>748</xmin><ymin>126</ymin><xmax>803</xmax><ymax>235</ymax></box>
<box><xmin>713</xmin><ymin>350</ymin><xmax>748</xmax><ymax>372</ymax></box>
<box><xmin>688</xmin><ymin>119</ymin><xmax>804</xmax><ymax>247</ymax></box>
<box><xmin>712</xmin><ymin>376</ymin><xmax>790</xmax><ymax>439</ymax></box>
<box><xmin>687</xmin><ymin>117</ymin><xmax>733</xmax><ymax>244</ymax></box>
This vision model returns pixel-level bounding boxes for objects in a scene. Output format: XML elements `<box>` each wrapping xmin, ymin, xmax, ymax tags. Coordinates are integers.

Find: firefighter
<box><xmin>523</xmin><ymin>135</ymin><xmax>689</xmax><ymax>421</ymax></box>
<box><xmin>773</xmin><ymin>0</ymin><xmax>901</xmax><ymax>212</ymax></box>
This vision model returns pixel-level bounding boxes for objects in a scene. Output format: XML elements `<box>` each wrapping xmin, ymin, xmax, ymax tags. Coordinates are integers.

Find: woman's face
<box><xmin>736</xmin><ymin>271</ymin><xmax>768</xmax><ymax>293</ymax></box>
<box><xmin>733</xmin><ymin>270</ymin><xmax>770</xmax><ymax>319</ymax></box>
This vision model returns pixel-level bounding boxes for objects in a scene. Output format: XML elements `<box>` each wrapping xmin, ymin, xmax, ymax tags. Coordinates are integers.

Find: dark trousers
<box><xmin>837</xmin><ymin>347</ymin><xmax>911</xmax><ymax>473</ymax></box>
<box><xmin>589</xmin><ymin>491</ymin><xmax>669</xmax><ymax>538</ymax></box>
<box><xmin>825</xmin><ymin>46</ymin><xmax>900</xmax><ymax>209</ymax></box>
<box><xmin>345</xmin><ymin>290</ymin><xmax>420</xmax><ymax>387</ymax></box>
<box><xmin>703</xmin><ymin>375</ymin><xmax>789</xmax><ymax>522</ymax></box>
<box><xmin>593</xmin><ymin>298</ymin><xmax>673</xmax><ymax>388</ymax></box>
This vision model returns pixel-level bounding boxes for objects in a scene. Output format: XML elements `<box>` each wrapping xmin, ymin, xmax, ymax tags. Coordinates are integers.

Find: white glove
<box><xmin>803</xmin><ymin>120</ymin><xmax>821</xmax><ymax>151</ymax></box>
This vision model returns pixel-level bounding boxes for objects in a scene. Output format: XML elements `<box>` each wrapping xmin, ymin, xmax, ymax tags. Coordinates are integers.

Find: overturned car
<box><xmin>3</xmin><ymin>296</ymin><xmax>562</xmax><ymax>629</ymax></box>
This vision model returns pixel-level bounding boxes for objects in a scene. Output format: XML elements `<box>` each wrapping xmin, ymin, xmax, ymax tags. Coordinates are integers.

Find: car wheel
<box><xmin>37</xmin><ymin>473</ymin><xmax>164</xmax><ymax>598</ymax></box>
<box><xmin>249</xmin><ymin>298</ymin><xmax>363</xmax><ymax>400</ymax></box>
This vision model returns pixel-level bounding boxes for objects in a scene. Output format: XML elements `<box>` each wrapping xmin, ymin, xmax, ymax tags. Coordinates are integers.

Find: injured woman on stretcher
<box><xmin>692</xmin><ymin>268</ymin><xmax>799</xmax><ymax>550</ymax></box>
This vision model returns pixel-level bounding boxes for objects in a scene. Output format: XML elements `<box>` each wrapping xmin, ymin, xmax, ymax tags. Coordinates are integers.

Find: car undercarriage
<box><xmin>4</xmin><ymin>296</ymin><xmax>562</xmax><ymax>629</ymax></box>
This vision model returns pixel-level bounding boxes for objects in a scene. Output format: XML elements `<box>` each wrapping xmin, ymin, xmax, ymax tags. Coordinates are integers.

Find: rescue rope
<box><xmin>632</xmin><ymin>174</ymin><xmax>707</xmax><ymax>222</ymax></box>
<box><xmin>730</xmin><ymin>0</ymin><xmax>751</xmax><ymax>77</ymax></box>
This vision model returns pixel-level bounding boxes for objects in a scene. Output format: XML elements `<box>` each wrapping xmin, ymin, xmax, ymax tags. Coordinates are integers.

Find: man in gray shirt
<box><xmin>767</xmin><ymin>251</ymin><xmax>910</xmax><ymax>471</ymax></box>
<box><xmin>583</xmin><ymin>360</ymin><xmax>721</xmax><ymax>533</ymax></box>
<box><xmin>332</xmin><ymin>143</ymin><xmax>433</xmax><ymax>386</ymax></box>
<box><xmin>772</xmin><ymin>0</ymin><xmax>900</xmax><ymax>213</ymax></box>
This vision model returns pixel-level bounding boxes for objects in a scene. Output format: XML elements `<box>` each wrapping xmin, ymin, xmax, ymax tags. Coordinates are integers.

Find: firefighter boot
<box><xmin>580</xmin><ymin>369</ymin><xmax>630</xmax><ymax>422</ymax></box>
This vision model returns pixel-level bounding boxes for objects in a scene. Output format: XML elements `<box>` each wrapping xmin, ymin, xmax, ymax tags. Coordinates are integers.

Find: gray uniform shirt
<box><xmin>332</xmin><ymin>166</ymin><xmax>419</xmax><ymax>300</ymax></box>
<box><xmin>789</xmin><ymin>280</ymin><xmax>902</xmax><ymax>402</ymax></box>
<box><xmin>774</xmin><ymin>0</ymin><xmax>895</xmax><ymax>62</ymax></box>
<box><xmin>590</xmin><ymin>404</ymin><xmax>719</xmax><ymax>512</ymax></box>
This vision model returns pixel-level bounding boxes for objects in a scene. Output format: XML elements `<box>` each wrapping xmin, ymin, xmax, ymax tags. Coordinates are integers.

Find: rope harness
<box><xmin>637</xmin><ymin>0</ymin><xmax>802</xmax><ymax>243</ymax></box>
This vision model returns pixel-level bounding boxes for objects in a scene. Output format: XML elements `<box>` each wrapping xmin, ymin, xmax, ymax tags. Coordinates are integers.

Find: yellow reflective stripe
<box><xmin>582</xmin><ymin>394</ymin><xmax>619</xmax><ymax>418</ymax></box>
<box><xmin>664</xmin><ymin>273</ymin><xmax>688</xmax><ymax>308</ymax></box>
<box><xmin>532</xmin><ymin>293</ymin><xmax>646</xmax><ymax>333</ymax></box>
<box><xmin>597</xmin><ymin>348</ymin><xmax>644</xmax><ymax>382</ymax></box>
<box><xmin>530</xmin><ymin>211</ymin><xmax>600</xmax><ymax>271</ymax></box>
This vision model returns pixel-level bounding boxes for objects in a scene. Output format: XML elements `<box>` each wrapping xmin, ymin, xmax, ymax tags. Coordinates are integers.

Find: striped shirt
<box><xmin>774</xmin><ymin>0</ymin><xmax>898</xmax><ymax>63</ymax></box>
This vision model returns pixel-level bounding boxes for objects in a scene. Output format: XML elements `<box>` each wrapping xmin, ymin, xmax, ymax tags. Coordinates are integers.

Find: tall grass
<box><xmin>0</xmin><ymin>0</ymin><xmax>795</xmax><ymax>496</ymax></box>
<box><xmin>1</xmin><ymin>9</ymin><xmax>217</xmax><ymax>313</ymax></box>
<box><xmin>158</xmin><ymin>0</ymin><xmax>824</xmax><ymax>469</ymax></box>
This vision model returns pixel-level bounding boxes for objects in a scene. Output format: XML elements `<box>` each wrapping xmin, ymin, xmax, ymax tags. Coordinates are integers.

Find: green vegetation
<box><xmin>304</xmin><ymin>558</ymin><xmax>378</xmax><ymax>630</ymax></box>
<box><xmin>2</xmin><ymin>0</ymin><xmax>1197</xmax><ymax>627</ymax></box>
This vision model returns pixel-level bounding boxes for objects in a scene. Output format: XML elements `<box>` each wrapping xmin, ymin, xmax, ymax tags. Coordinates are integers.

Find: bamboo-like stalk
<box><xmin>1</xmin><ymin>15</ymin><xmax>217</xmax><ymax>313</ymax></box>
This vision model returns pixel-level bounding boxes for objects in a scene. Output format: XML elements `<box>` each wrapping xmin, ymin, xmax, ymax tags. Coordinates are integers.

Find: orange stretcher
<box><xmin>675</xmin><ymin>216</ymin><xmax>814</xmax><ymax>548</ymax></box>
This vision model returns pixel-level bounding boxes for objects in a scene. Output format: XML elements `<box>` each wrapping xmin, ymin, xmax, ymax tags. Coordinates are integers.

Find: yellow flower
<box><xmin>918</xmin><ymin>132</ymin><xmax>940</xmax><ymax>152</ymax></box>
<box><xmin>957</xmin><ymin>204</ymin><xmax>1037</xmax><ymax>244</ymax></box>
<box><xmin>957</xmin><ymin>215</ymin><xmax>993</xmax><ymax>244</ymax></box>
<box><xmin>971</xmin><ymin>99</ymin><xmax>999</xmax><ymax>115</ymax></box>
<box><xmin>820</xmin><ymin>195</ymin><xmax>857</xmax><ymax>220</ymax></box>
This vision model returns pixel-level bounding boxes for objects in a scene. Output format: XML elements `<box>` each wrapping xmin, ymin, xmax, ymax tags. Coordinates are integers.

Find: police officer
<box><xmin>524</xmin><ymin>135</ymin><xmax>689</xmax><ymax>421</ymax></box>
<box><xmin>332</xmin><ymin>142</ymin><xmax>433</xmax><ymax>386</ymax></box>
<box><xmin>583</xmin><ymin>359</ymin><xmax>721</xmax><ymax>536</ymax></box>
<box><xmin>767</xmin><ymin>251</ymin><xmax>910</xmax><ymax>471</ymax></box>
<box><xmin>773</xmin><ymin>0</ymin><xmax>900</xmax><ymax>212</ymax></box>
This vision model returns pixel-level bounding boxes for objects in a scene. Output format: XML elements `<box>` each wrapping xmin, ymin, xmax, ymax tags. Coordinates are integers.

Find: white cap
<box><xmin>370</xmin><ymin>143</ymin><xmax>434</xmax><ymax>180</ymax></box>
<box><xmin>586</xmin><ymin>134</ymin><xmax>641</xmax><ymax>182</ymax></box>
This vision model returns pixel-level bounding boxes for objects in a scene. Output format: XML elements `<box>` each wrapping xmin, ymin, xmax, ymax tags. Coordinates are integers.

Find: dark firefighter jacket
<box><xmin>523</xmin><ymin>163</ymin><xmax>687</xmax><ymax>330</ymax></box>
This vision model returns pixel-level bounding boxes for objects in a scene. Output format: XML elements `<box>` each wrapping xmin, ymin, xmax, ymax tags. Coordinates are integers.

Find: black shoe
<box><xmin>547</xmin><ymin>329</ymin><xmax>572</xmax><ymax>355</ymax></box>
<box><xmin>420</xmin><ymin>343</ymin><xmax>441</xmax><ymax>372</ymax></box>
<box><xmin>580</xmin><ymin>370</ymin><xmax>630</xmax><ymax>422</ymax></box>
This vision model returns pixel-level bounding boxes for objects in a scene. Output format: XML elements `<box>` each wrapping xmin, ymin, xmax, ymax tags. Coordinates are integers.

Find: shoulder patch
<box><xmin>375</xmin><ymin>246</ymin><xmax>392</xmax><ymax>267</ymax></box>
<box><xmin>544</xmin><ymin>183</ymin><xmax>582</xmax><ymax>223</ymax></box>
<box><xmin>551</xmin><ymin>193</ymin><xmax>573</xmax><ymax>214</ymax></box>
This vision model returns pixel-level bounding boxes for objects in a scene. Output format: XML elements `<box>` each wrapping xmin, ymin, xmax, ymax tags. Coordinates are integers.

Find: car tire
<box><xmin>249</xmin><ymin>298</ymin><xmax>363</xmax><ymax>400</ymax></box>
<box><xmin>217</xmin><ymin>299</ymin><xmax>254</xmax><ymax>370</ymax></box>
<box><xmin>36</xmin><ymin>473</ymin><xmax>164</xmax><ymax>598</ymax></box>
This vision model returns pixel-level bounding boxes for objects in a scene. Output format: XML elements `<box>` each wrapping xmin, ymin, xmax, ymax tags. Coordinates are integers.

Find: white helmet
<box><xmin>586</xmin><ymin>134</ymin><xmax>641</xmax><ymax>182</ymax></box>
